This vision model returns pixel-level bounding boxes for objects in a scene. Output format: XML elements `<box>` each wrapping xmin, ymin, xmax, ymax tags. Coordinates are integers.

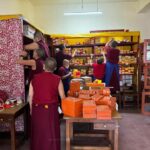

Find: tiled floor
<box><xmin>0</xmin><ymin>113</ymin><xmax>150</xmax><ymax>150</ymax></box>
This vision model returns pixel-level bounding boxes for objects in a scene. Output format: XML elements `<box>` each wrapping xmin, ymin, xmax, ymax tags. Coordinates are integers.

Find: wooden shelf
<box><xmin>73</xmin><ymin>53</ymin><xmax>136</xmax><ymax>57</ymax></box>
<box><xmin>117</xmin><ymin>42</ymin><xmax>138</xmax><ymax>46</ymax></box>
<box><xmin>52</xmin><ymin>32</ymin><xmax>140</xmax><ymax>99</ymax></box>
<box><xmin>120</xmin><ymin>73</ymin><xmax>134</xmax><ymax>75</ymax></box>
<box><xmin>71</xmin><ymin>136</ymin><xmax>111</xmax><ymax>149</ymax></box>
<box><xmin>54</xmin><ymin>42</ymin><xmax>138</xmax><ymax>49</ymax></box>
<box><xmin>119</xmin><ymin>63</ymin><xmax>137</xmax><ymax>66</ymax></box>
<box><xmin>144</xmin><ymin>103</ymin><xmax>150</xmax><ymax>106</ymax></box>
<box><xmin>23</xmin><ymin>35</ymin><xmax>33</xmax><ymax>45</ymax></box>
<box><xmin>74</xmin><ymin>54</ymin><xmax>102</xmax><ymax>57</ymax></box>
<box><xmin>70</xmin><ymin>65</ymin><xmax>92</xmax><ymax>68</ymax></box>
<box><xmin>120</xmin><ymin>53</ymin><xmax>137</xmax><ymax>56</ymax></box>
<box><xmin>74</xmin><ymin>54</ymin><xmax>91</xmax><ymax>57</ymax></box>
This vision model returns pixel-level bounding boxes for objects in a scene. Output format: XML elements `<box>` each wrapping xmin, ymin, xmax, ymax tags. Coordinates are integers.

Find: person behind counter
<box><xmin>104</xmin><ymin>39</ymin><xmax>120</xmax><ymax>94</ymax></box>
<box><xmin>58</xmin><ymin>59</ymin><xmax>72</xmax><ymax>96</ymax></box>
<box><xmin>28</xmin><ymin>57</ymin><xmax>65</xmax><ymax>150</ymax></box>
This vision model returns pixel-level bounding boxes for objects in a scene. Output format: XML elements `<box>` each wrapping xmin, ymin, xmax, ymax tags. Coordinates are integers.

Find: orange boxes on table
<box><xmin>83</xmin><ymin>100</ymin><xmax>96</xmax><ymax>118</ymax></box>
<box><xmin>79</xmin><ymin>94</ymin><xmax>91</xmax><ymax>100</ymax></box>
<box><xmin>62</xmin><ymin>97</ymin><xmax>83</xmax><ymax>117</ymax></box>
<box><xmin>67</xmin><ymin>81</ymin><xmax>80</xmax><ymax>97</ymax></box>
<box><xmin>96</xmin><ymin>96</ymin><xmax>111</xmax><ymax>105</ymax></box>
<box><xmin>102</xmin><ymin>88</ymin><xmax>111</xmax><ymax>96</ymax></box>
<box><xmin>91</xmin><ymin>94</ymin><xmax>104</xmax><ymax>104</ymax></box>
<box><xmin>97</xmin><ymin>105</ymin><xmax>112</xmax><ymax>120</ymax></box>
<box><xmin>86</xmin><ymin>82</ymin><xmax>105</xmax><ymax>88</ymax></box>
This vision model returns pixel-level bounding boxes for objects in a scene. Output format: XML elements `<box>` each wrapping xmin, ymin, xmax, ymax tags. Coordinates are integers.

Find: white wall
<box><xmin>138</xmin><ymin>0</ymin><xmax>150</xmax><ymax>12</ymax></box>
<box><xmin>0</xmin><ymin>0</ymin><xmax>36</xmax><ymax>26</ymax></box>
<box><xmin>34</xmin><ymin>1</ymin><xmax>149</xmax><ymax>41</ymax></box>
<box><xmin>0</xmin><ymin>0</ymin><xmax>150</xmax><ymax>41</ymax></box>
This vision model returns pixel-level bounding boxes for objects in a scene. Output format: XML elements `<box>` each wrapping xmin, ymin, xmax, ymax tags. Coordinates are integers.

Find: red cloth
<box><xmin>92</xmin><ymin>63</ymin><xmax>106</xmax><ymax>80</ymax></box>
<box><xmin>105</xmin><ymin>46</ymin><xmax>120</xmax><ymax>64</ymax></box>
<box><xmin>31</xmin><ymin>72</ymin><xmax>61</xmax><ymax>150</ymax></box>
<box><xmin>32</xmin><ymin>72</ymin><xmax>60</xmax><ymax>104</ymax></box>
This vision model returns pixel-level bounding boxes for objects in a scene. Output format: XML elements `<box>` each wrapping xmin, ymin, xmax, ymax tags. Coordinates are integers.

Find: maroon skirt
<box><xmin>109</xmin><ymin>69</ymin><xmax>120</xmax><ymax>94</ymax></box>
<box><xmin>31</xmin><ymin>103</ymin><xmax>60</xmax><ymax>150</ymax></box>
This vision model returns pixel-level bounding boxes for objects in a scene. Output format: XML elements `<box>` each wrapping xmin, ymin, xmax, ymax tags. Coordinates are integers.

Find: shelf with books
<box><xmin>23</xmin><ymin>35</ymin><xmax>34</xmax><ymax>45</ymax></box>
<box><xmin>52</xmin><ymin>31</ymin><xmax>140</xmax><ymax>95</ymax></box>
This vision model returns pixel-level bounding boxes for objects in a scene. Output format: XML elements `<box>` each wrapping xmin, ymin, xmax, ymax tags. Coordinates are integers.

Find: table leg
<box><xmin>10</xmin><ymin>118</ymin><xmax>16</xmax><ymax>150</ymax></box>
<box><xmin>114</xmin><ymin>127</ymin><xmax>119</xmax><ymax>150</ymax></box>
<box><xmin>109</xmin><ymin>130</ymin><xmax>114</xmax><ymax>149</ymax></box>
<box><xmin>66</xmin><ymin>120</ymin><xmax>73</xmax><ymax>150</ymax></box>
<box><xmin>24</xmin><ymin>105</ymin><xmax>29</xmax><ymax>139</ymax></box>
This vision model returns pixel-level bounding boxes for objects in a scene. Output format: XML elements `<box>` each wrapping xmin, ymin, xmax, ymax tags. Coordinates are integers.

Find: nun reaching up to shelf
<box><xmin>104</xmin><ymin>39</ymin><xmax>120</xmax><ymax>94</ymax></box>
<box><xmin>21</xmin><ymin>31</ymin><xmax>50</xmax><ymax>59</ymax></box>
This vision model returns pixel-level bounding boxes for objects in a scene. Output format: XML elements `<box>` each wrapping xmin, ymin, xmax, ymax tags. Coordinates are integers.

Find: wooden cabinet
<box><xmin>143</xmin><ymin>65</ymin><xmax>150</xmax><ymax>89</ymax></box>
<box><xmin>143</xmin><ymin>39</ymin><xmax>150</xmax><ymax>63</ymax></box>
<box><xmin>142</xmin><ymin>39</ymin><xmax>150</xmax><ymax>115</ymax></box>
<box><xmin>142</xmin><ymin>91</ymin><xmax>150</xmax><ymax>115</ymax></box>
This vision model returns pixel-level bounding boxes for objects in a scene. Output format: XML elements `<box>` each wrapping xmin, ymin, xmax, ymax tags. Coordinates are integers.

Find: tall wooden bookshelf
<box><xmin>142</xmin><ymin>39</ymin><xmax>150</xmax><ymax>115</ymax></box>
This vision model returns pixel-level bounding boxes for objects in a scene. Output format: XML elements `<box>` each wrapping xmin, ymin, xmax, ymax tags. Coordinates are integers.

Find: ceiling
<box><xmin>30</xmin><ymin>0</ymin><xmax>138</xmax><ymax>5</ymax></box>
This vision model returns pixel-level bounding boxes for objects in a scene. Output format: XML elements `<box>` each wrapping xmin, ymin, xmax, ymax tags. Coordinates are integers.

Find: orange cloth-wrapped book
<box><xmin>78</xmin><ymin>94</ymin><xmax>91</xmax><ymax>100</ymax></box>
<box><xmin>96</xmin><ymin>96</ymin><xmax>111</xmax><ymax>105</ymax></box>
<box><xmin>102</xmin><ymin>88</ymin><xmax>111</xmax><ymax>96</ymax></box>
<box><xmin>86</xmin><ymin>82</ymin><xmax>105</xmax><ymax>88</ymax></box>
<box><xmin>110</xmin><ymin>97</ymin><xmax>116</xmax><ymax>111</ymax></box>
<box><xmin>62</xmin><ymin>97</ymin><xmax>83</xmax><ymax>117</ymax></box>
<box><xmin>91</xmin><ymin>94</ymin><xmax>104</xmax><ymax>105</ymax></box>
<box><xmin>70</xmin><ymin>81</ymin><xmax>80</xmax><ymax>92</ymax></box>
<box><xmin>97</xmin><ymin>105</ymin><xmax>112</xmax><ymax>120</ymax></box>
<box><xmin>83</xmin><ymin>100</ymin><xmax>96</xmax><ymax>118</ymax></box>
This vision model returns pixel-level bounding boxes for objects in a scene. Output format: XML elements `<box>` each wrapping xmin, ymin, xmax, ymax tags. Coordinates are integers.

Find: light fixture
<box><xmin>64</xmin><ymin>11</ymin><xmax>102</xmax><ymax>16</ymax></box>
<box><xmin>64</xmin><ymin>0</ymin><xmax>103</xmax><ymax>16</ymax></box>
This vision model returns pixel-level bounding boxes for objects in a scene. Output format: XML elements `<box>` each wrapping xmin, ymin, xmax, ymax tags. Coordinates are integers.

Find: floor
<box><xmin>0</xmin><ymin>112</ymin><xmax>150</xmax><ymax>150</ymax></box>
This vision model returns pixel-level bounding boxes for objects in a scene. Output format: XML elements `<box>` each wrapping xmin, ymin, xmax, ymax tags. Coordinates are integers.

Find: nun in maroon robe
<box><xmin>23</xmin><ymin>31</ymin><xmax>50</xmax><ymax>59</ymax></box>
<box><xmin>28</xmin><ymin>57</ymin><xmax>65</xmax><ymax>150</ymax></box>
<box><xmin>104</xmin><ymin>40</ymin><xmax>120</xmax><ymax>94</ymax></box>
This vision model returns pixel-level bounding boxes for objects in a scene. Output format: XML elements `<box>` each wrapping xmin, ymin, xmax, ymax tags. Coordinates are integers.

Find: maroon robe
<box><xmin>29</xmin><ymin>58</ymin><xmax>44</xmax><ymax>83</ymax></box>
<box><xmin>55</xmin><ymin>51</ymin><xmax>72</xmax><ymax>70</ymax></box>
<box><xmin>105</xmin><ymin>46</ymin><xmax>120</xmax><ymax>64</ymax></box>
<box><xmin>105</xmin><ymin>46</ymin><xmax>120</xmax><ymax>93</ymax></box>
<box><xmin>31</xmin><ymin>72</ymin><xmax>61</xmax><ymax>150</ymax></box>
<box><xmin>38</xmin><ymin>40</ymin><xmax>50</xmax><ymax>58</ymax></box>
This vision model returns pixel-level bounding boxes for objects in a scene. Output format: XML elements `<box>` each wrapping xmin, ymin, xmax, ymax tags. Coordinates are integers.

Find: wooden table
<box><xmin>0</xmin><ymin>103</ymin><xmax>29</xmax><ymax>150</ymax></box>
<box><xmin>64</xmin><ymin>111</ymin><xmax>121</xmax><ymax>150</ymax></box>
